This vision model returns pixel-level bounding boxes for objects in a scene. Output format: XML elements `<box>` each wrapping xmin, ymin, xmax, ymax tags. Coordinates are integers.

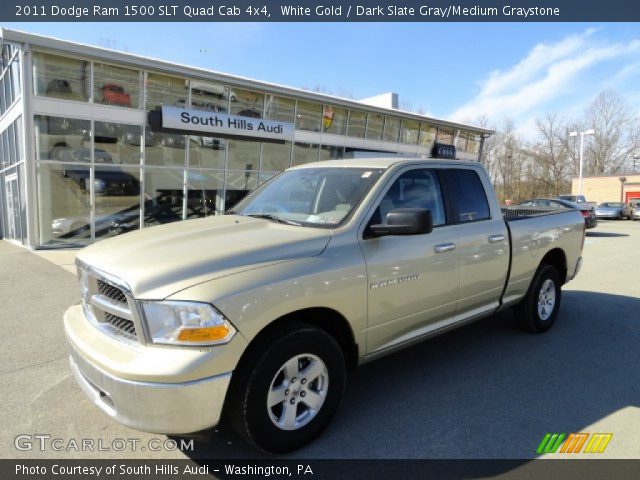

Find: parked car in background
<box><xmin>98</xmin><ymin>84</ymin><xmax>132</xmax><ymax>107</ymax></box>
<box><xmin>557</xmin><ymin>194</ymin><xmax>597</xmax><ymax>210</ymax></box>
<box><xmin>517</xmin><ymin>198</ymin><xmax>598</xmax><ymax>229</ymax></box>
<box><xmin>628</xmin><ymin>200</ymin><xmax>640</xmax><ymax>220</ymax></box>
<box><xmin>558</xmin><ymin>194</ymin><xmax>586</xmax><ymax>203</ymax></box>
<box><xmin>595</xmin><ymin>202</ymin><xmax>632</xmax><ymax>220</ymax></box>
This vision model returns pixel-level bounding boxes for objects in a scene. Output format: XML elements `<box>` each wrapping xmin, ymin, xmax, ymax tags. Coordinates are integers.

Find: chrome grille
<box><xmin>97</xmin><ymin>279</ymin><xmax>127</xmax><ymax>305</ymax></box>
<box><xmin>78</xmin><ymin>264</ymin><xmax>140</xmax><ymax>344</ymax></box>
<box><xmin>104</xmin><ymin>313</ymin><xmax>137</xmax><ymax>340</ymax></box>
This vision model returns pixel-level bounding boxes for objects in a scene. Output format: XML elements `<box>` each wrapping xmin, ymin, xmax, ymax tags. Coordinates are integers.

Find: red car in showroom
<box><xmin>98</xmin><ymin>84</ymin><xmax>131</xmax><ymax>107</ymax></box>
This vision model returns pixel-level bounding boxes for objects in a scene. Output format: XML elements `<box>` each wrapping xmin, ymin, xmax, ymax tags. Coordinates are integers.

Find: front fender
<box><xmin>167</xmin><ymin>254</ymin><xmax>367</xmax><ymax>354</ymax></box>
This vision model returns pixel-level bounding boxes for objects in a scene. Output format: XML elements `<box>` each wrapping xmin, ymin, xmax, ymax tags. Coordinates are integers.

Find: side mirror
<box><xmin>369</xmin><ymin>208</ymin><xmax>434</xmax><ymax>237</ymax></box>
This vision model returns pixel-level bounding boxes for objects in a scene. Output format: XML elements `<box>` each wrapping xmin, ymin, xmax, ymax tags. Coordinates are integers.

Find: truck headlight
<box><xmin>141</xmin><ymin>301</ymin><xmax>235</xmax><ymax>346</ymax></box>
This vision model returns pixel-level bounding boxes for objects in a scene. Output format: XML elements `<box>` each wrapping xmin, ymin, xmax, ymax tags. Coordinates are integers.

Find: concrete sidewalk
<box><xmin>31</xmin><ymin>247</ymin><xmax>79</xmax><ymax>274</ymax></box>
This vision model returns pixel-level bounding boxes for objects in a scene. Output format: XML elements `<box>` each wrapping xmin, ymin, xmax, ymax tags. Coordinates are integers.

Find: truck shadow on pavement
<box><xmin>179</xmin><ymin>290</ymin><xmax>640</xmax><ymax>463</ymax></box>
<box><xmin>587</xmin><ymin>231</ymin><xmax>629</xmax><ymax>237</ymax></box>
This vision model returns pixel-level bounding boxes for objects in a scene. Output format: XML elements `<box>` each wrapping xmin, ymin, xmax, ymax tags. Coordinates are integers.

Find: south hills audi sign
<box><xmin>157</xmin><ymin>106</ymin><xmax>295</xmax><ymax>142</ymax></box>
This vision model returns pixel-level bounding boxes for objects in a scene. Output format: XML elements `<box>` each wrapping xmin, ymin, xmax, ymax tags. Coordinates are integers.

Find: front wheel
<box><xmin>226</xmin><ymin>324</ymin><xmax>346</xmax><ymax>454</ymax></box>
<box><xmin>516</xmin><ymin>264</ymin><xmax>562</xmax><ymax>333</ymax></box>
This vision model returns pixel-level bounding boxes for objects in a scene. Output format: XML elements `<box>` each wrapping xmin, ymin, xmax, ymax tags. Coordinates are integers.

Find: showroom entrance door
<box><xmin>4</xmin><ymin>174</ymin><xmax>21</xmax><ymax>242</ymax></box>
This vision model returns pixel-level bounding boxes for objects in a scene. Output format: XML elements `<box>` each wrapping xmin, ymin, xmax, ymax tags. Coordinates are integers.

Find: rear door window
<box><xmin>445</xmin><ymin>169</ymin><xmax>491</xmax><ymax>223</ymax></box>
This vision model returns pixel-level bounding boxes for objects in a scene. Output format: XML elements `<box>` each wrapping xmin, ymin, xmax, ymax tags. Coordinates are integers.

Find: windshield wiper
<box><xmin>244</xmin><ymin>213</ymin><xmax>302</xmax><ymax>226</ymax></box>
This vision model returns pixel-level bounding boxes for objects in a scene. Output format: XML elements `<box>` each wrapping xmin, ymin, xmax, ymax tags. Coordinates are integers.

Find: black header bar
<box><xmin>1</xmin><ymin>0</ymin><xmax>640</xmax><ymax>22</ymax></box>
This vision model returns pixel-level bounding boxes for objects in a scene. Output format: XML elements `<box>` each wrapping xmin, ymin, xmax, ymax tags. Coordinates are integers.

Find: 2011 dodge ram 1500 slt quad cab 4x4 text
<box><xmin>64</xmin><ymin>157</ymin><xmax>585</xmax><ymax>453</ymax></box>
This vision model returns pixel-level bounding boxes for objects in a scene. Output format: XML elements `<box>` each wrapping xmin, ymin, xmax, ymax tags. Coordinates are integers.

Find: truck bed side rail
<box><xmin>501</xmin><ymin>206</ymin><xmax>571</xmax><ymax>221</ymax></box>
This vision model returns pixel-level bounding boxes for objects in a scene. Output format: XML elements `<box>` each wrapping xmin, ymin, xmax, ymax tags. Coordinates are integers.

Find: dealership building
<box><xmin>0</xmin><ymin>28</ymin><xmax>491</xmax><ymax>249</ymax></box>
<box><xmin>572</xmin><ymin>173</ymin><xmax>640</xmax><ymax>205</ymax></box>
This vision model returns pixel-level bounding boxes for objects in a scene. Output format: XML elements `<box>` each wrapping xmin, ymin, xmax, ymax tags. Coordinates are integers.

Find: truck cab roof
<box><xmin>289</xmin><ymin>157</ymin><xmax>483</xmax><ymax>170</ymax></box>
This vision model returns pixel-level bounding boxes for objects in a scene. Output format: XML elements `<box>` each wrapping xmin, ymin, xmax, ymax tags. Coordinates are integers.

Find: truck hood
<box><xmin>76</xmin><ymin>215</ymin><xmax>331</xmax><ymax>299</ymax></box>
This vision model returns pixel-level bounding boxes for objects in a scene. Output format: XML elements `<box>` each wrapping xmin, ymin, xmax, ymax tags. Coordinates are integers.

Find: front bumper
<box><xmin>595</xmin><ymin>212</ymin><xmax>621</xmax><ymax>219</ymax></box>
<box><xmin>69</xmin><ymin>349</ymin><xmax>230</xmax><ymax>434</ymax></box>
<box><xmin>585</xmin><ymin>217</ymin><xmax>598</xmax><ymax>229</ymax></box>
<box><xmin>64</xmin><ymin>305</ymin><xmax>245</xmax><ymax>434</ymax></box>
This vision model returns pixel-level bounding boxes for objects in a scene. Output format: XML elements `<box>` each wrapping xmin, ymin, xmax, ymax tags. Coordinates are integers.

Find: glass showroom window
<box><xmin>227</xmin><ymin>138</ymin><xmax>260</xmax><ymax>171</ymax></box>
<box><xmin>467</xmin><ymin>133</ymin><xmax>481</xmax><ymax>154</ymax></box>
<box><xmin>262</xmin><ymin>141</ymin><xmax>292</xmax><ymax>171</ymax></box>
<box><xmin>143</xmin><ymin>167</ymin><xmax>186</xmax><ymax>227</ymax></box>
<box><xmin>322</xmin><ymin>106</ymin><xmax>347</xmax><ymax>135</ymax></box>
<box><xmin>10</xmin><ymin>51</ymin><xmax>22</xmax><ymax>100</ymax></box>
<box><xmin>190</xmin><ymin>80</ymin><xmax>229</xmax><ymax>113</ymax></box>
<box><xmin>383</xmin><ymin>117</ymin><xmax>401</xmax><ymax>143</ymax></box>
<box><xmin>401</xmin><ymin>120</ymin><xmax>420</xmax><ymax>144</ymax></box>
<box><xmin>94</xmin><ymin>122</ymin><xmax>142</xmax><ymax>166</ymax></box>
<box><xmin>145</xmin><ymin>72</ymin><xmax>188</xmax><ymax>110</ymax></box>
<box><xmin>189</xmin><ymin>135</ymin><xmax>226</xmax><ymax>170</ymax></box>
<box><xmin>296</xmin><ymin>101</ymin><xmax>322</xmax><ymax>132</ymax></box>
<box><xmin>454</xmin><ymin>130</ymin><xmax>468</xmax><ymax>152</ymax></box>
<box><xmin>319</xmin><ymin>145</ymin><xmax>344</xmax><ymax>161</ymax></box>
<box><xmin>230</xmin><ymin>89</ymin><xmax>265</xmax><ymax>118</ymax></box>
<box><xmin>259</xmin><ymin>171</ymin><xmax>279</xmax><ymax>186</ymax></box>
<box><xmin>1</xmin><ymin>119</ymin><xmax>22</xmax><ymax>166</ymax></box>
<box><xmin>347</xmin><ymin>110</ymin><xmax>366</xmax><ymax>138</ymax></box>
<box><xmin>437</xmin><ymin>127</ymin><xmax>454</xmax><ymax>145</ymax></box>
<box><xmin>37</xmin><ymin>162</ymin><xmax>91</xmax><ymax>247</ymax></box>
<box><xmin>292</xmin><ymin>142</ymin><xmax>319</xmax><ymax>166</ymax></box>
<box><xmin>265</xmin><ymin>95</ymin><xmax>295</xmax><ymax>123</ymax></box>
<box><xmin>225</xmin><ymin>170</ymin><xmax>259</xmax><ymax>210</ymax></box>
<box><xmin>185</xmin><ymin>169</ymin><xmax>225</xmax><ymax>218</ymax></box>
<box><xmin>146</xmin><ymin>130</ymin><xmax>186</xmax><ymax>167</ymax></box>
<box><xmin>93</xmin><ymin>166</ymin><xmax>141</xmax><ymax>240</ymax></box>
<box><xmin>366</xmin><ymin>114</ymin><xmax>384</xmax><ymax>141</ymax></box>
<box><xmin>34</xmin><ymin>115</ymin><xmax>90</xmax><ymax>162</ymax></box>
<box><xmin>32</xmin><ymin>52</ymin><xmax>90</xmax><ymax>102</ymax></box>
<box><xmin>419</xmin><ymin>123</ymin><xmax>437</xmax><ymax>148</ymax></box>
<box><xmin>94</xmin><ymin>63</ymin><xmax>141</xmax><ymax>109</ymax></box>
<box><xmin>0</xmin><ymin>49</ymin><xmax>21</xmax><ymax>116</ymax></box>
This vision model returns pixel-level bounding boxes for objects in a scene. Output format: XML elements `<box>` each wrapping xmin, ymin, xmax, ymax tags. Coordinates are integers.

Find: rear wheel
<box><xmin>516</xmin><ymin>264</ymin><xmax>562</xmax><ymax>333</ymax></box>
<box><xmin>226</xmin><ymin>324</ymin><xmax>346</xmax><ymax>453</ymax></box>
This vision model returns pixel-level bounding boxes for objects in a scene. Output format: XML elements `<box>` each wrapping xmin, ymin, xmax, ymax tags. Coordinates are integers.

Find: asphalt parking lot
<box><xmin>1</xmin><ymin>219</ymin><xmax>639</xmax><ymax>460</ymax></box>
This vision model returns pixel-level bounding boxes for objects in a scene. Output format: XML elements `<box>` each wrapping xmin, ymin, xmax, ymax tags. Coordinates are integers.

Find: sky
<box><xmin>4</xmin><ymin>22</ymin><xmax>640</xmax><ymax>137</ymax></box>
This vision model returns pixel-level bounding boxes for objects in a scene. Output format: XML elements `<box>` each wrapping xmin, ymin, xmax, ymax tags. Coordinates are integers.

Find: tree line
<box><xmin>476</xmin><ymin>90</ymin><xmax>639</xmax><ymax>202</ymax></box>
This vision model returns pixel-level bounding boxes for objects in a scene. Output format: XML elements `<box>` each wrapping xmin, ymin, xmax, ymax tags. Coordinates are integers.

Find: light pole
<box><xmin>633</xmin><ymin>155</ymin><xmax>640</xmax><ymax>174</ymax></box>
<box><xmin>619</xmin><ymin>177</ymin><xmax>627</xmax><ymax>202</ymax></box>
<box><xmin>569</xmin><ymin>129</ymin><xmax>595</xmax><ymax>196</ymax></box>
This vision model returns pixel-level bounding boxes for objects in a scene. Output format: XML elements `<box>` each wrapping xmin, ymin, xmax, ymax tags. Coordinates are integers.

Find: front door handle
<box><xmin>488</xmin><ymin>234</ymin><xmax>505</xmax><ymax>243</ymax></box>
<box><xmin>435</xmin><ymin>243</ymin><xmax>456</xmax><ymax>253</ymax></box>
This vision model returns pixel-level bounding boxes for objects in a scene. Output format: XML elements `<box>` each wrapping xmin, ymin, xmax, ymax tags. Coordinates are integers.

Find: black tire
<box><xmin>515</xmin><ymin>264</ymin><xmax>562</xmax><ymax>333</ymax></box>
<box><xmin>226</xmin><ymin>323</ymin><xmax>346</xmax><ymax>454</ymax></box>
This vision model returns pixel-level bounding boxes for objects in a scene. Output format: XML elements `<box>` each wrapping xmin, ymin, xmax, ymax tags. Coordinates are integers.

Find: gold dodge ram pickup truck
<box><xmin>64</xmin><ymin>158</ymin><xmax>585</xmax><ymax>453</ymax></box>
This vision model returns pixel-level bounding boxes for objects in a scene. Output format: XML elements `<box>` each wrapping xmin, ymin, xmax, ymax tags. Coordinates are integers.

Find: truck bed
<box><xmin>499</xmin><ymin>207</ymin><xmax>584</xmax><ymax>308</ymax></box>
<box><xmin>501</xmin><ymin>206</ymin><xmax>574</xmax><ymax>221</ymax></box>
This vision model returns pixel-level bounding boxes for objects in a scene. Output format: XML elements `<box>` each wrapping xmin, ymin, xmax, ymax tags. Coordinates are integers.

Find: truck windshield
<box><xmin>230</xmin><ymin>167</ymin><xmax>384</xmax><ymax>227</ymax></box>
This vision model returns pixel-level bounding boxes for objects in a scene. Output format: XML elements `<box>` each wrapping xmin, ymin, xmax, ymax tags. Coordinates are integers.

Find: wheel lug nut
<box><xmin>301</xmin><ymin>378</ymin><xmax>307</xmax><ymax>385</ymax></box>
<box><xmin>285</xmin><ymin>389</ymin><xmax>290</xmax><ymax>396</ymax></box>
<box><xmin>290</xmin><ymin>398</ymin><xmax>295</xmax><ymax>404</ymax></box>
<box><xmin>300</xmin><ymin>391</ymin><xmax>306</xmax><ymax>397</ymax></box>
<box><xmin>291</xmin><ymin>378</ymin><xmax>296</xmax><ymax>383</ymax></box>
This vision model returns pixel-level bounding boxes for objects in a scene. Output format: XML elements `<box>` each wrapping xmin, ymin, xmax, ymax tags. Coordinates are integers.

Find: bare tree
<box><xmin>530</xmin><ymin>113</ymin><xmax>571</xmax><ymax>196</ymax></box>
<box><xmin>584</xmin><ymin>90</ymin><xmax>639</xmax><ymax>175</ymax></box>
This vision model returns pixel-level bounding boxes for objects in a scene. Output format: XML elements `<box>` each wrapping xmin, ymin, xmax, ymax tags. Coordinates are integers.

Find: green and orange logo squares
<box><xmin>537</xmin><ymin>433</ymin><xmax>613</xmax><ymax>454</ymax></box>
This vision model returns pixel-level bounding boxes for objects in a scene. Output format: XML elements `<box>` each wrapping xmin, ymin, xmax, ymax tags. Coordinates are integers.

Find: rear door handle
<box><xmin>488</xmin><ymin>234</ymin><xmax>505</xmax><ymax>243</ymax></box>
<box><xmin>435</xmin><ymin>243</ymin><xmax>456</xmax><ymax>253</ymax></box>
